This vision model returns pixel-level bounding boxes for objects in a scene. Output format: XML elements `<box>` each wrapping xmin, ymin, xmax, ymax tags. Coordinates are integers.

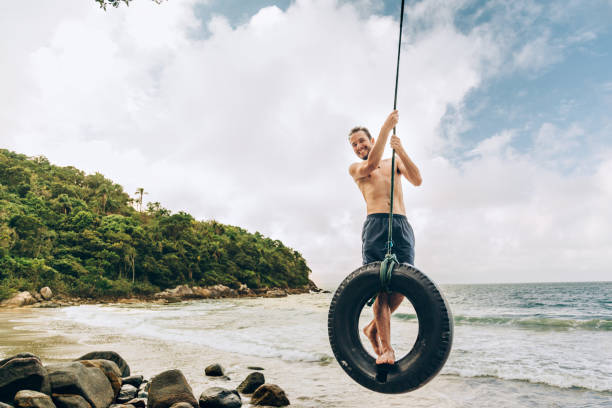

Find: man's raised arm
<box><xmin>390</xmin><ymin>134</ymin><xmax>422</xmax><ymax>186</ymax></box>
<box><xmin>350</xmin><ymin>110</ymin><xmax>399</xmax><ymax>179</ymax></box>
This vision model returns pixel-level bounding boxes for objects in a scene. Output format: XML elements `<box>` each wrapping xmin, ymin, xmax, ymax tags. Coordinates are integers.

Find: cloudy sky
<box><xmin>2</xmin><ymin>0</ymin><xmax>611</xmax><ymax>287</ymax></box>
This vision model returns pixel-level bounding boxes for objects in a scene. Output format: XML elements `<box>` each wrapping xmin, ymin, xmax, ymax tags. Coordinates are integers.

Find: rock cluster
<box><xmin>151</xmin><ymin>281</ymin><xmax>325</xmax><ymax>303</ymax></box>
<box><xmin>151</xmin><ymin>284</ymin><xmax>303</xmax><ymax>302</ymax></box>
<box><xmin>0</xmin><ymin>352</ymin><xmax>290</xmax><ymax>408</ymax></box>
<box><xmin>0</xmin><ymin>288</ymin><xmax>56</xmax><ymax>308</ymax></box>
<box><xmin>1</xmin><ymin>279</ymin><xmax>322</xmax><ymax>309</ymax></box>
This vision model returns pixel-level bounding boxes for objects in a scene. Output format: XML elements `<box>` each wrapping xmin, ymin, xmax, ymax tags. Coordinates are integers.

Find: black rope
<box><xmin>368</xmin><ymin>0</ymin><xmax>406</xmax><ymax>305</ymax></box>
<box><xmin>393</xmin><ymin>0</ymin><xmax>405</xmax><ymax>111</ymax></box>
<box><xmin>386</xmin><ymin>0</ymin><xmax>405</xmax><ymax>257</ymax></box>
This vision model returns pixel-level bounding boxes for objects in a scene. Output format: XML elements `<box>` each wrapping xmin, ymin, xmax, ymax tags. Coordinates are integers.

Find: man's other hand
<box><xmin>390</xmin><ymin>134</ymin><xmax>404</xmax><ymax>152</ymax></box>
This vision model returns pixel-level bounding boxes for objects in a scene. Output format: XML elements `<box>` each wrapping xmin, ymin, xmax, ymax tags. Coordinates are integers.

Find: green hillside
<box><xmin>0</xmin><ymin>149</ymin><xmax>311</xmax><ymax>300</ymax></box>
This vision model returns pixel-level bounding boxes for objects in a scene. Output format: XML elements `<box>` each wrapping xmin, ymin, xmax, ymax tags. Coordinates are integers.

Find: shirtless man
<box><xmin>348</xmin><ymin>110</ymin><xmax>422</xmax><ymax>365</ymax></box>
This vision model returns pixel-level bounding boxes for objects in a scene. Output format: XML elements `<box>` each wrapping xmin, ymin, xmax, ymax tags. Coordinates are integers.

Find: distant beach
<box><xmin>1</xmin><ymin>284</ymin><xmax>610</xmax><ymax>408</ymax></box>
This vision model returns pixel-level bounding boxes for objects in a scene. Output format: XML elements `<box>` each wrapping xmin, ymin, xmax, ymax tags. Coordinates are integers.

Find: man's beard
<box><xmin>362</xmin><ymin>152</ymin><xmax>369</xmax><ymax>160</ymax></box>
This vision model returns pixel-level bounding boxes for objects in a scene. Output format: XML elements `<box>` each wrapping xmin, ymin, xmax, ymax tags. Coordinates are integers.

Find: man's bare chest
<box><xmin>356</xmin><ymin>162</ymin><xmax>394</xmax><ymax>189</ymax></box>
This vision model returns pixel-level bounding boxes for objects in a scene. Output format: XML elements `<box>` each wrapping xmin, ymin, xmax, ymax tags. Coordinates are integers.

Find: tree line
<box><xmin>0</xmin><ymin>149</ymin><xmax>311</xmax><ymax>300</ymax></box>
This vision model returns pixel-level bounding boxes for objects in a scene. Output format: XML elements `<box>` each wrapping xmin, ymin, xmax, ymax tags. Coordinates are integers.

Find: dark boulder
<box><xmin>203</xmin><ymin>365</ymin><xmax>223</xmax><ymax>378</ymax></box>
<box><xmin>74</xmin><ymin>353</ymin><xmax>129</xmax><ymax>378</ymax></box>
<box><xmin>125</xmin><ymin>399</ymin><xmax>145</xmax><ymax>408</ymax></box>
<box><xmin>116</xmin><ymin>386</ymin><xmax>137</xmax><ymax>404</ymax></box>
<box><xmin>136</xmin><ymin>382</ymin><xmax>148</xmax><ymax>399</ymax></box>
<box><xmin>250</xmin><ymin>384</ymin><xmax>289</xmax><ymax>407</ymax></box>
<box><xmin>13</xmin><ymin>391</ymin><xmax>55</xmax><ymax>408</ymax></box>
<box><xmin>236</xmin><ymin>373</ymin><xmax>264</xmax><ymax>394</ymax></box>
<box><xmin>198</xmin><ymin>388</ymin><xmax>241</xmax><ymax>408</ymax></box>
<box><xmin>0</xmin><ymin>352</ymin><xmax>44</xmax><ymax>371</ymax></box>
<box><xmin>147</xmin><ymin>370</ymin><xmax>197</xmax><ymax>408</ymax></box>
<box><xmin>120</xmin><ymin>377</ymin><xmax>142</xmax><ymax>389</ymax></box>
<box><xmin>245</xmin><ymin>367</ymin><xmax>263</xmax><ymax>371</ymax></box>
<box><xmin>77</xmin><ymin>360</ymin><xmax>122</xmax><ymax>398</ymax></box>
<box><xmin>51</xmin><ymin>394</ymin><xmax>91</xmax><ymax>408</ymax></box>
<box><xmin>0</xmin><ymin>354</ymin><xmax>51</xmax><ymax>403</ymax></box>
<box><xmin>46</xmin><ymin>363</ymin><xmax>113</xmax><ymax>408</ymax></box>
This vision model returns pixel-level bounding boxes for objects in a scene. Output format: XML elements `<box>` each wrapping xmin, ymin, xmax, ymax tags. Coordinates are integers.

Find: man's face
<box><xmin>349</xmin><ymin>130</ymin><xmax>374</xmax><ymax>160</ymax></box>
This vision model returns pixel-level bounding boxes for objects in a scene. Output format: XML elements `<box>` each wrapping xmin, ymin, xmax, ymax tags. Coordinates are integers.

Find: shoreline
<box><xmin>1</xmin><ymin>281</ymin><xmax>328</xmax><ymax>309</ymax></box>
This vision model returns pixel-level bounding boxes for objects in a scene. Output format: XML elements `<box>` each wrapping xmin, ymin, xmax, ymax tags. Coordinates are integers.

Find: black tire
<box><xmin>328</xmin><ymin>262</ymin><xmax>453</xmax><ymax>394</ymax></box>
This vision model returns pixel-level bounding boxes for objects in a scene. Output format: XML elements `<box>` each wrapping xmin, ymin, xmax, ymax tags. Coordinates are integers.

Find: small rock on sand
<box><xmin>250</xmin><ymin>384</ymin><xmax>289</xmax><ymax>407</ymax></box>
<box><xmin>204</xmin><ymin>365</ymin><xmax>224</xmax><ymax>377</ymax></box>
<box><xmin>236</xmin><ymin>373</ymin><xmax>264</xmax><ymax>394</ymax></box>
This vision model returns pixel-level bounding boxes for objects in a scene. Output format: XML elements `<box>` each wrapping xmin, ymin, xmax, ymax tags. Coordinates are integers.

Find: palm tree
<box><xmin>97</xmin><ymin>184</ymin><xmax>110</xmax><ymax>214</ymax></box>
<box><xmin>134</xmin><ymin>188</ymin><xmax>148</xmax><ymax>213</ymax></box>
<box><xmin>124</xmin><ymin>246</ymin><xmax>136</xmax><ymax>283</ymax></box>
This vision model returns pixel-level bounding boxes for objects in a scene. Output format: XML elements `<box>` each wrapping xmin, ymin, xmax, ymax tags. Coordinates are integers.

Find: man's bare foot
<box><xmin>376</xmin><ymin>348</ymin><xmax>395</xmax><ymax>365</ymax></box>
<box><xmin>363</xmin><ymin>321</ymin><xmax>382</xmax><ymax>356</ymax></box>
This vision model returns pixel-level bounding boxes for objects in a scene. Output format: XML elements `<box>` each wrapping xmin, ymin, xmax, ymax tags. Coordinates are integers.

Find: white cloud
<box><xmin>513</xmin><ymin>31</ymin><xmax>563</xmax><ymax>72</ymax></box>
<box><xmin>1</xmin><ymin>0</ymin><xmax>610</xmax><ymax>287</ymax></box>
<box><xmin>534</xmin><ymin>122</ymin><xmax>583</xmax><ymax>157</ymax></box>
<box><xmin>408</xmin><ymin>142</ymin><xmax>612</xmax><ymax>284</ymax></box>
<box><xmin>467</xmin><ymin>130</ymin><xmax>515</xmax><ymax>157</ymax></box>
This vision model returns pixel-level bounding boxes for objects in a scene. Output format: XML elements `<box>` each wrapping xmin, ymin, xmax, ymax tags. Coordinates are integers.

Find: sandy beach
<box><xmin>2</xmin><ymin>287</ymin><xmax>610</xmax><ymax>408</ymax></box>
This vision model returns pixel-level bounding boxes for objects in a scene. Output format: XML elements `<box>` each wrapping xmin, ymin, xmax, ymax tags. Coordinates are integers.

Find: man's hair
<box><xmin>348</xmin><ymin>126</ymin><xmax>372</xmax><ymax>141</ymax></box>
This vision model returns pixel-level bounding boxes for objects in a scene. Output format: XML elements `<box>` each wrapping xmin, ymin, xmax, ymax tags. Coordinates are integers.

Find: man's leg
<box><xmin>364</xmin><ymin>293</ymin><xmax>404</xmax><ymax>356</ymax></box>
<box><xmin>374</xmin><ymin>216</ymin><xmax>415</xmax><ymax>362</ymax></box>
<box><xmin>373</xmin><ymin>292</ymin><xmax>396</xmax><ymax>364</ymax></box>
<box><xmin>363</xmin><ymin>320</ymin><xmax>381</xmax><ymax>356</ymax></box>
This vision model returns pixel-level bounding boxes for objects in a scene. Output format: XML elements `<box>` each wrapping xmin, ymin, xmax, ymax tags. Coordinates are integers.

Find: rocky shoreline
<box><xmin>0</xmin><ymin>281</ymin><xmax>326</xmax><ymax>309</ymax></box>
<box><xmin>0</xmin><ymin>351</ymin><xmax>291</xmax><ymax>408</ymax></box>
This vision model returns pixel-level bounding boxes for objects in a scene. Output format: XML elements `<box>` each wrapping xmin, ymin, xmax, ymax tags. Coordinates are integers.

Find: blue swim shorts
<box><xmin>361</xmin><ymin>213</ymin><xmax>415</xmax><ymax>265</ymax></box>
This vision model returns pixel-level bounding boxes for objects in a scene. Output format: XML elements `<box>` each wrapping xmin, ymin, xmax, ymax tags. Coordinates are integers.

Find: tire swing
<box><xmin>327</xmin><ymin>0</ymin><xmax>453</xmax><ymax>394</ymax></box>
<box><xmin>327</xmin><ymin>263</ymin><xmax>453</xmax><ymax>393</ymax></box>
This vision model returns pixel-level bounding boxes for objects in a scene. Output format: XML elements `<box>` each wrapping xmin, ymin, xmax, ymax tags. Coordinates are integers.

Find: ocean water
<box><xmin>1</xmin><ymin>282</ymin><xmax>611</xmax><ymax>407</ymax></box>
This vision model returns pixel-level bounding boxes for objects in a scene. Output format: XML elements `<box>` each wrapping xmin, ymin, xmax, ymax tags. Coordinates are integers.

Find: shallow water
<box><xmin>1</xmin><ymin>282</ymin><xmax>610</xmax><ymax>407</ymax></box>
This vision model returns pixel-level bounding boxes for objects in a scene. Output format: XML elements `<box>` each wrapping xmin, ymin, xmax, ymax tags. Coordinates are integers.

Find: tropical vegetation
<box><xmin>0</xmin><ymin>149</ymin><xmax>310</xmax><ymax>300</ymax></box>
